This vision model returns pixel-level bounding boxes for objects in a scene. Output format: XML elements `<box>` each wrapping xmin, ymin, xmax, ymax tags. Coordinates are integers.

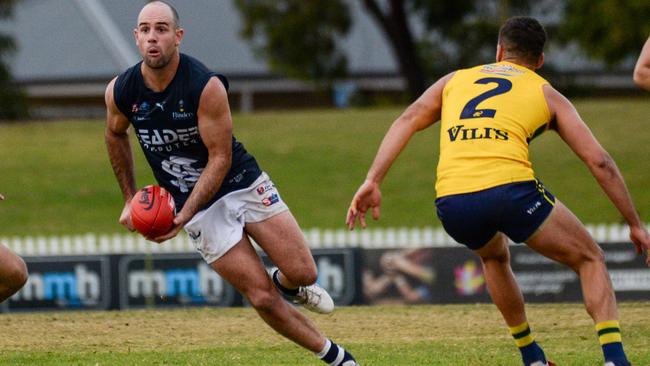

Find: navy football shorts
<box><xmin>435</xmin><ymin>179</ymin><xmax>555</xmax><ymax>250</ymax></box>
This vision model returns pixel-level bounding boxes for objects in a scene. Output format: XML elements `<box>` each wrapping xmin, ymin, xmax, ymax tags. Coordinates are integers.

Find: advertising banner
<box><xmin>511</xmin><ymin>242</ymin><xmax>650</xmax><ymax>302</ymax></box>
<box><xmin>3</xmin><ymin>256</ymin><xmax>111</xmax><ymax>312</ymax></box>
<box><xmin>361</xmin><ymin>243</ymin><xmax>650</xmax><ymax>304</ymax></box>
<box><xmin>362</xmin><ymin>247</ymin><xmax>491</xmax><ymax>304</ymax></box>
<box><xmin>3</xmin><ymin>243</ymin><xmax>645</xmax><ymax>312</ymax></box>
<box><xmin>118</xmin><ymin>248</ymin><xmax>361</xmax><ymax>309</ymax></box>
<box><xmin>118</xmin><ymin>253</ymin><xmax>238</xmax><ymax>309</ymax></box>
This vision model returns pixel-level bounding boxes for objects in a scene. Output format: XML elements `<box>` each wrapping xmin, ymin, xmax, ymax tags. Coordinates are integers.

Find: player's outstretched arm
<box><xmin>104</xmin><ymin>77</ymin><xmax>137</xmax><ymax>232</ymax></box>
<box><xmin>544</xmin><ymin>85</ymin><xmax>650</xmax><ymax>265</ymax></box>
<box><xmin>633</xmin><ymin>36</ymin><xmax>650</xmax><ymax>90</ymax></box>
<box><xmin>346</xmin><ymin>73</ymin><xmax>454</xmax><ymax>230</ymax></box>
<box><xmin>154</xmin><ymin>76</ymin><xmax>233</xmax><ymax>242</ymax></box>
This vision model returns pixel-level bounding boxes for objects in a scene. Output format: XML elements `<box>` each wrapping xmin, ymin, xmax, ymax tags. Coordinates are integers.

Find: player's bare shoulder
<box><xmin>201</xmin><ymin>76</ymin><xmax>228</xmax><ymax>104</ymax></box>
<box><xmin>198</xmin><ymin>76</ymin><xmax>231</xmax><ymax>120</ymax></box>
<box><xmin>541</xmin><ymin>84</ymin><xmax>577</xmax><ymax>129</ymax></box>
<box><xmin>104</xmin><ymin>77</ymin><xmax>119</xmax><ymax>106</ymax></box>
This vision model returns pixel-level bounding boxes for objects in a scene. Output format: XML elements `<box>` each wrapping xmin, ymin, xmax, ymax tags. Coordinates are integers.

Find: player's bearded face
<box><xmin>135</xmin><ymin>5</ymin><xmax>182</xmax><ymax>69</ymax></box>
<box><xmin>136</xmin><ymin>27</ymin><xmax>180</xmax><ymax>69</ymax></box>
<box><xmin>143</xmin><ymin>47</ymin><xmax>172</xmax><ymax>69</ymax></box>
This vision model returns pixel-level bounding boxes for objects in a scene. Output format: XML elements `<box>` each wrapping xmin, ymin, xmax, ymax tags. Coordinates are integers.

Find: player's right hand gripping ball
<box><xmin>130</xmin><ymin>185</ymin><xmax>176</xmax><ymax>238</ymax></box>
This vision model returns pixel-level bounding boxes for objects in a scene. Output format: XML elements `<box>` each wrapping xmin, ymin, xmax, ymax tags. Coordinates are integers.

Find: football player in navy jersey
<box><xmin>104</xmin><ymin>2</ymin><xmax>359</xmax><ymax>365</ymax></box>
<box><xmin>0</xmin><ymin>193</ymin><xmax>28</xmax><ymax>302</ymax></box>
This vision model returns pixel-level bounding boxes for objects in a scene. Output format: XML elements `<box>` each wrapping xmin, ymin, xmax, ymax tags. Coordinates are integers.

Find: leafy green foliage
<box><xmin>234</xmin><ymin>0</ymin><xmax>555</xmax><ymax>99</ymax></box>
<box><xmin>561</xmin><ymin>0</ymin><xmax>650</xmax><ymax>65</ymax></box>
<box><xmin>0</xmin><ymin>0</ymin><xmax>27</xmax><ymax>120</ymax></box>
<box><xmin>234</xmin><ymin>0</ymin><xmax>351</xmax><ymax>81</ymax></box>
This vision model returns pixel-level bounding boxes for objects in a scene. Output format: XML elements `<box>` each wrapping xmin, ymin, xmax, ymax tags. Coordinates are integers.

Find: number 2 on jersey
<box><xmin>460</xmin><ymin>77</ymin><xmax>512</xmax><ymax>119</ymax></box>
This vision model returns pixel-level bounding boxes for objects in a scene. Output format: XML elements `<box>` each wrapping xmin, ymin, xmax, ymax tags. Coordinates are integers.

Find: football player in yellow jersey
<box><xmin>633</xmin><ymin>36</ymin><xmax>650</xmax><ymax>90</ymax></box>
<box><xmin>347</xmin><ymin>16</ymin><xmax>650</xmax><ymax>366</ymax></box>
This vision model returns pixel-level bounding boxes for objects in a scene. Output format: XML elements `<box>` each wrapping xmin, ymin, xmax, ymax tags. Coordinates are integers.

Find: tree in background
<box><xmin>561</xmin><ymin>0</ymin><xmax>650</xmax><ymax>66</ymax></box>
<box><xmin>235</xmin><ymin>1</ymin><xmax>352</xmax><ymax>82</ymax></box>
<box><xmin>235</xmin><ymin>0</ymin><xmax>648</xmax><ymax>100</ymax></box>
<box><xmin>0</xmin><ymin>0</ymin><xmax>27</xmax><ymax>120</ymax></box>
<box><xmin>235</xmin><ymin>0</ymin><xmax>551</xmax><ymax>100</ymax></box>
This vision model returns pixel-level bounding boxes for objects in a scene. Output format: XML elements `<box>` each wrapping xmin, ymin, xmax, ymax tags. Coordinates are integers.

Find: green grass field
<box><xmin>1</xmin><ymin>303</ymin><xmax>649</xmax><ymax>365</ymax></box>
<box><xmin>0</xmin><ymin>98</ymin><xmax>649</xmax><ymax>236</ymax></box>
<box><xmin>1</xmin><ymin>101</ymin><xmax>650</xmax><ymax>366</ymax></box>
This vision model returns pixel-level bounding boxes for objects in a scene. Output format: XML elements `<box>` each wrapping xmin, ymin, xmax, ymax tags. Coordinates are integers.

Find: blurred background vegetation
<box><xmin>234</xmin><ymin>0</ymin><xmax>650</xmax><ymax>99</ymax></box>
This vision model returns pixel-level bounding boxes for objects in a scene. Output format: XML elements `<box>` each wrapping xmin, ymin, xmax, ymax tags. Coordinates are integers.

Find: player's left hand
<box><xmin>629</xmin><ymin>224</ymin><xmax>650</xmax><ymax>267</ymax></box>
<box><xmin>151</xmin><ymin>212</ymin><xmax>191</xmax><ymax>243</ymax></box>
<box><xmin>346</xmin><ymin>179</ymin><xmax>382</xmax><ymax>230</ymax></box>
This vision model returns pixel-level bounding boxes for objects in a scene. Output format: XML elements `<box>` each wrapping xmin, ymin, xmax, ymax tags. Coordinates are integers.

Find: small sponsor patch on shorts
<box><xmin>256</xmin><ymin>182</ymin><xmax>275</xmax><ymax>195</ymax></box>
<box><xmin>262</xmin><ymin>193</ymin><xmax>279</xmax><ymax>206</ymax></box>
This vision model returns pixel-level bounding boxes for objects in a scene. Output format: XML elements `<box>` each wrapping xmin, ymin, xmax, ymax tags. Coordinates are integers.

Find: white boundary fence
<box><xmin>0</xmin><ymin>223</ymin><xmax>640</xmax><ymax>256</ymax></box>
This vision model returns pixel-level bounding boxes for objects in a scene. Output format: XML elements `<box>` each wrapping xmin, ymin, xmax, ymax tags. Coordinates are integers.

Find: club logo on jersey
<box><xmin>132</xmin><ymin>101</ymin><xmax>152</xmax><ymax>121</ymax></box>
<box><xmin>447</xmin><ymin>125</ymin><xmax>509</xmax><ymax>142</ymax></box>
<box><xmin>178</xmin><ymin>99</ymin><xmax>185</xmax><ymax>112</ymax></box>
<box><xmin>479</xmin><ymin>64</ymin><xmax>525</xmax><ymax>77</ymax></box>
<box><xmin>161</xmin><ymin>156</ymin><xmax>203</xmax><ymax>193</ymax></box>
<box><xmin>256</xmin><ymin>182</ymin><xmax>275</xmax><ymax>195</ymax></box>
<box><xmin>262</xmin><ymin>193</ymin><xmax>279</xmax><ymax>207</ymax></box>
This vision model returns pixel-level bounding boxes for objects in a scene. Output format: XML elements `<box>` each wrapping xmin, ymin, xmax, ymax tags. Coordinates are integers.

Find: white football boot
<box><xmin>293</xmin><ymin>283</ymin><xmax>334</xmax><ymax>314</ymax></box>
<box><xmin>341</xmin><ymin>361</ymin><xmax>360</xmax><ymax>366</ymax></box>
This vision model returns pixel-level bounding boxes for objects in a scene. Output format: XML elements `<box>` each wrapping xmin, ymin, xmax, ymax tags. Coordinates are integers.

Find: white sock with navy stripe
<box><xmin>316</xmin><ymin>339</ymin><xmax>358</xmax><ymax>366</ymax></box>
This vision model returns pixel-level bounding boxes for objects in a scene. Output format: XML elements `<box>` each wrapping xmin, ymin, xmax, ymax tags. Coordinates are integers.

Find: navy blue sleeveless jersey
<box><xmin>113</xmin><ymin>53</ymin><xmax>261</xmax><ymax>210</ymax></box>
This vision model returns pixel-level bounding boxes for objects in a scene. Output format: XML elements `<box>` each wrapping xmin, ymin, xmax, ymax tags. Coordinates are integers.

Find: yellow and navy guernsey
<box><xmin>436</xmin><ymin>61</ymin><xmax>551</xmax><ymax>198</ymax></box>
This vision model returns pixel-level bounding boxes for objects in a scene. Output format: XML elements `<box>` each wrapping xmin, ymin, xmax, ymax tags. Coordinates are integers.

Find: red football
<box><xmin>130</xmin><ymin>185</ymin><xmax>176</xmax><ymax>238</ymax></box>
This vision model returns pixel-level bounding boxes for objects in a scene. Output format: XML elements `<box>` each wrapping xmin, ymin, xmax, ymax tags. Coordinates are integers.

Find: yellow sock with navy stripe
<box><xmin>596</xmin><ymin>320</ymin><xmax>629</xmax><ymax>366</ymax></box>
<box><xmin>509</xmin><ymin>322</ymin><xmax>547</xmax><ymax>366</ymax></box>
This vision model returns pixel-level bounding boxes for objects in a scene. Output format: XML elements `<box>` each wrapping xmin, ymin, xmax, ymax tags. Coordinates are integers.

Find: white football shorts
<box><xmin>183</xmin><ymin>172</ymin><xmax>289</xmax><ymax>264</ymax></box>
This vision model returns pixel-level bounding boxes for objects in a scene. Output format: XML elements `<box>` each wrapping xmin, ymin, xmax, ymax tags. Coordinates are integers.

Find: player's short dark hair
<box><xmin>498</xmin><ymin>16</ymin><xmax>546</xmax><ymax>64</ymax></box>
<box><xmin>148</xmin><ymin>0</ymin><xmax>180</xmax><ymax>28</ymax></box>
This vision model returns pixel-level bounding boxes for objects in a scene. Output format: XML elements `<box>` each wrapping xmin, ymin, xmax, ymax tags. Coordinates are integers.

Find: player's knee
<box><xmin>296</xmin><ymin>269</ymin><xmax>318</xmax><ymax>286</ymax></box>
<box><xmin>16</xmin><ymin>258</ymin><xmax>28</xmax><ymax>288</ymax></box>
<box><xmin>479</xmin><ymin>249</ymin><xmax>510</xmax><ymax>265</ymax></box>
<box><xmin>11</xmin><ymin>257</ymin><xmax>28</xmax><ymax>289</ymax></box>
<box><xmin>586</xmin><ymin>245</ymin><xmax>605</xmax><ymax>263</ymax></box>
<box><xmin>246</xmin><ymin>288</ymin><xmax>282</xmax><ymax>313</ymax></box>
<box><xmin>568</xmin><ymin>242</ymin><xmax>605</xmax><ymax>271</ymax></box>
<box><xmin>3</xmin><ymin>257</ymin><xmax>28</xmax><ymax>292</ymax></box>
<box><xmin>283</xmin><ymin>266</ymin><xmax>318</xmax><ymax>286</ymax></box>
